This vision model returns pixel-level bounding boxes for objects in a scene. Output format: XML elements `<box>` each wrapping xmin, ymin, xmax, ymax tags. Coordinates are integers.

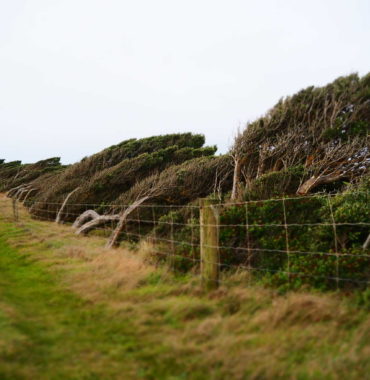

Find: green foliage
<box><xmin>218</xmin><ymin>184</ymin><xmax>370</xmax><ymax>290</ymax></box>
<box><xmin>64</xmin><ymin>145</ymin><xmax>218</xmax><ymax>214</ymax></box>
<box><xmin>322</xmin><ymin>120</ymin><xmax>369</xmax><ymax>141</ymax></box>
<box><xmin>17</xmin><ymin>133</ymin><xmax>219</xmax><ymax>220</ymax></box>
<box><xmin>0</xmin><ymin>160</ymin><xmax>22</xmax><ymax>168</ymax></box>
<box><xmin>232</xmin><ymin>72</ymin><xmax>369</xmax><ymax>194</ymax></box>
<box><xmin>245</xmin><ymin>165</ymin><xmax>305</xmax><ymax>200</ymax></box>
<box><xmin>149</xmin><ymin>207</ymin><xmax>200</xmax><ymax>272</ymax></box>
<box><xmin>129</xmin><ymin>180</ymin><xmax>369</xmax><ymax>291</ymax></box>
<box><xmin>116</xmin><ymin>155</ymin><xmax>233</xmax><ymax>206</ymax></box>
<box><xmin>0</xmin><ymin>158</ymin><xmax>64</xmax><ymax>192</ymax></box>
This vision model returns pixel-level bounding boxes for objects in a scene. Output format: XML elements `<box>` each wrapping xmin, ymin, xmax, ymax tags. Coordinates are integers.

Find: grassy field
<box><xmin>0</xmin><ymin>195</ymin><xmax>370</xmax><ymax>379</ymax></box>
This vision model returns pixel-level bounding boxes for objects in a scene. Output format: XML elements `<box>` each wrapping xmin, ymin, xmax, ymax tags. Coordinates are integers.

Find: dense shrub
<box><xmin>232</xmin><ymin>73</ymin><xmax>369</xmax><ymax>195</ymax></box>
<box><xmin>218</xmin><ymin>180</ymin><xmax>369</xmax><ymax>290</ymax></box>
<box><xmin>244</xmin><ymin>165</ymin><xmax>305</xmax><ymax>200</ymax></box>
<box><xmin>20</xmin><ymin>134</ymin><xmax>219</xmax><ymax>220</ymax></box>
<box><xmin>0</xmin><ymin>158</ymin><xmax>64</xmax><ymax>192</ymax></box>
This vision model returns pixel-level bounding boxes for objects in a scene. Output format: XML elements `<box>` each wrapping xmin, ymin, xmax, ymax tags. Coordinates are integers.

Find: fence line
<box><xmin>1</xmin><ymin>191</ymin><xmax>369</xmax><ymax>291</ymax></box>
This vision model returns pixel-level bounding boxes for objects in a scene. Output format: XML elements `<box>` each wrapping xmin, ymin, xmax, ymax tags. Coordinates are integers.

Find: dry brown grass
<box><xmin>252</xmin><ymin>293</ymin><xmax>345</xmax><ymax>328</ymax></box>
<box><xmin>65</xmin><ymin>248</ymin><xmax>154</xmax><ymax>302</ymax></box>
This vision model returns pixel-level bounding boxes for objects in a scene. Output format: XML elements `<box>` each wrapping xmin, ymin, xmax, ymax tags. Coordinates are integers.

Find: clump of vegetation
<box><xmin>231</xmin><ymin>73</ymin><xmax>369</xmax><ymax>200</ymax></box>
<box><xmin>2</xmin><ymin>133</ymin><xmax>220</xmax><ymax>221</ymax></box>
<box><xmin>0</xmin><ymin>158</ymin><xmax>65</xmax><ymax>193</ymax></box>
<box><xmin>139</xmin><ymin>176</ymin><xmax>369</xmax><ymax>290</ymax></box>
<box><xmin>218</xmin><ymin>178</ymin><xmax>370</xmax><ymax>290</ymax></box>
<box><xmin>117</xmin><ymin>154</ymin><xmax>232</xmax><ymax>206</ymax></box>
<box><xmin>244</xmin><ymin>165</ymin><xmax>305</xmax><ymax>200</ymax></box>
<box><xmin>32</xmin><ymin>144</ymin><xmax>220</xmax><ymax>221</ymax></box>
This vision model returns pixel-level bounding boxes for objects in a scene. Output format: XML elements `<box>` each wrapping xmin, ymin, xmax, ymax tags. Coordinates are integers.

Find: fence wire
<box><xmin>0</xmin><ymin>191</ymin><xmax>369</xmax><ymax>290</ymax></box>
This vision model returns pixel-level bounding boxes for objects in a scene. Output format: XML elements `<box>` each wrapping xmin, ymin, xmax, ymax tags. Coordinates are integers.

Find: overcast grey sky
<box><xmin>0</xmin><ymin>0</ymin><xmax>369</xmax><ymax>164</ymax></box>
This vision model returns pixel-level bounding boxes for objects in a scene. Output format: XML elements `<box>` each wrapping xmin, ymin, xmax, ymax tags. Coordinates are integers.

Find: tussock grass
<box><xmin>253</xmin><ymin>293</ymin><xmax>345</xmax><ymax>327</ymax></box>
<box><xmin>1</xmin><ymin>195</ymin><xmax>370</xmax><ymax>379</ymax></box>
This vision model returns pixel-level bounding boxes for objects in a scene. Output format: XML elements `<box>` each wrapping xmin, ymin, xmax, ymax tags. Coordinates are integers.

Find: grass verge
<box><xmin>0</xmin><ymin>195</ymin><xmax>370</xmax><ymax>379</ymax></box>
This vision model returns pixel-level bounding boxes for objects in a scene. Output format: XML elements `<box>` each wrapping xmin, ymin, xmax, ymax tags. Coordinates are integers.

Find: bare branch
<box><xmin>72</xmin><ymin>210</ymin><xmax>101</xmax><ymax>229</ymax></box>
<box><xmin>75</xmin><ymin>214</ymin><xmax>121</xmax><ymax>235</ymax></box>
<box><xmin>55</xmin><ymin>187</ymin><xmax>80</xmax><ymax>224</ymax></box>
<box><xmin>105</xmin><ymin>195</ymin><xmax>150</xmax><ymax>248</ymax></box>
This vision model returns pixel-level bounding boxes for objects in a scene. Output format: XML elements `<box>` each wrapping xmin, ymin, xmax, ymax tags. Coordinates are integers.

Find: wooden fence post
<box><xmin>200</xmin><ymin>198</ymin><xmax>220</xmax><ymax>291</ymax></box>
<box><xmin>12</xmin><ymin>198</ymin><xmax>19</xmax><ymax>222</ymax></box>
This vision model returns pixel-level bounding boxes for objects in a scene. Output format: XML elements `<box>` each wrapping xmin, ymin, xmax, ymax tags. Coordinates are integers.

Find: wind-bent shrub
<box><xmin>244</xmin><ymin>165</ymin><xmax>305</xmax><ymax>200</ymax></box>
<box><xmin>231</xmin><ymin>73</ymin><xmax>370</xmax><ymax>199</ymax></box>
<box><xmin>0</xmin><ymin>158</ymin><xmax>64</xmax><ymax>192</ymax></box>
<box><xmin>24</xmin><ymin>134</ymin><xmax>220</xmax><ymax>221</ymax></box>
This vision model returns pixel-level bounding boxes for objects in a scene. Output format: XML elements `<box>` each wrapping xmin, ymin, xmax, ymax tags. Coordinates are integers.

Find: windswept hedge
<box><xmin>144</xmin><ymin>177</ymin><xmax>369</xmax><ymax>289</ymax></box>
<box><xmin>0</xmin><ymin>158</ymin><xmax>64</xmax><ymax>192</ymax></box>
<box><xmin>232</xmin><ymin>73</ymin><xmax>370</xmax><ymax>198</ymax></box>
<box><xmin>20</xmin><ymin>134</ymin><xmax>223</xmax><ymax>221</ymax></box>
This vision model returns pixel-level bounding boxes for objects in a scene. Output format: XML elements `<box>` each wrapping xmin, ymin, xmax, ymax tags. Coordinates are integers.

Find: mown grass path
<box><xmin>0</xmin><ymin>224</ymin><xmax>144</xmax><ymax>380</ymax></box>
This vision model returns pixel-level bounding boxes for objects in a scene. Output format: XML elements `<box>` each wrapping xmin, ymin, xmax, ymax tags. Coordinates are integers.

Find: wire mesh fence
<box><xmin>1</xmin><ymin>191</ymin><xmax>369</xmax><ymax>291</ymax></box>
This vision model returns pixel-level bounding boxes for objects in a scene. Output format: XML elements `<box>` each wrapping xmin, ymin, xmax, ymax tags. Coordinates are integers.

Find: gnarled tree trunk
<box><xmin>7</xmin><ymin>185</ymin><xmax>23</xmax><ymax>198</ymax></box>
<box><xmin>75</xmin><ymin>214</ymin><xmax>120</xmax><ymax>235</ymax></box>
<box><xmin>22</xmin><ymin>188</ymin><xmax>36</xmax><ymax>204</ymax></box>
<box><xmin>18</xmin><ymin>186</ymin><xmax>33</xmax><ymax>202</ymax></box>
<box><xmin>55</xmin><ymin>187</ymin><xmax>80</xmax><ymax>224</ymax></box>
<box><xmin>106</xmin><ymin>196</ymin><xmax>149</xmax><ymax>248</ymax></box>
<box><xmin>363</xmin><ymin>234</ymin><xmax>370</xmax><ymax>250</ymax></box>
<box><xmin>12</xmin><ymin>185</ymin><xmax>32</xmax><ymax>201</ymax></box>
<box><xmin>297</xmin><ymin>172</ymin><xmax>345</xmax><ymax>195</ymax></box>
<box><xmin>231</xmin><ymin>158</ymin><xmax>242</xmax><ymax>201</ymax></box>
<box><xmin>72</xmin><ymin>209</ymin><xmax>100</xmax><ymax>229</ymax></box>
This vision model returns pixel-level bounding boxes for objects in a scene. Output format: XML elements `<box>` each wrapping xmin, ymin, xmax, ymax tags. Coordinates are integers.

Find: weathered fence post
<box><xmin>200</xmin><ymin>198</ymin><xmax>220</xmax><ymax>291</ymax></box>
<box><xmin>12</xmin><ymin>198</ymin><xmax>19</xmax><ymax>222</ymax></box>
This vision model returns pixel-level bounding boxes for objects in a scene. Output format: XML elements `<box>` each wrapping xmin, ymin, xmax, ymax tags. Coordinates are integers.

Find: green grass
<box><xmin>1</xmin><ymin>199</ymin><xmax>370</xmax><ymax>379</ymax></box>
<box><xmin>0</xmin><ymin>224</ymin><xmax>141</xmax><ymax>379</ymax></box>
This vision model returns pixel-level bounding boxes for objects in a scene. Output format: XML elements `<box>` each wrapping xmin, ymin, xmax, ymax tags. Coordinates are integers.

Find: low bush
<box><xmin>219</xmin><ymin>180</ymin><xmax>369</xmax><ymax>290</ymax></box>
